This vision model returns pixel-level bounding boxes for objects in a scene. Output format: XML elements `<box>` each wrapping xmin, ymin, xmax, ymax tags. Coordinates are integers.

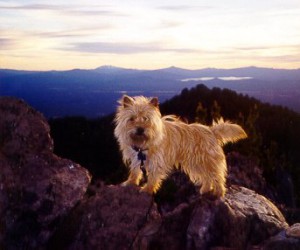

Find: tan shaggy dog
<box><xmin>114</xmin><ymin>95</ymin><xmax>247</xmax><ymax>197</ymax></box>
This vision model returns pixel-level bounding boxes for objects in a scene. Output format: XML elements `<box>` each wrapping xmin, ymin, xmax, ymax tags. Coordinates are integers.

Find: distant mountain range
<box><xmin>1</xmin><ymin>66</ymin><xmax>300</xmax><ymax>118</ymax></box>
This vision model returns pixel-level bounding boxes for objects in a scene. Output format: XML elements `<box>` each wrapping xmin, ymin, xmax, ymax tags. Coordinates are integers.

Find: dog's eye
<box><xmin>129</xmin><ymin>116</ymin><xmax>135</xmax><ymax>122</ymax></box>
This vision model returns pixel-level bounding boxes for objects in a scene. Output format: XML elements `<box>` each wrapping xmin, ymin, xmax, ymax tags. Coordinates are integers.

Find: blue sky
<box><xmin>1</xmin><ymin>0</ymin><xmax>300</xmax><ymax>70</ymax></box>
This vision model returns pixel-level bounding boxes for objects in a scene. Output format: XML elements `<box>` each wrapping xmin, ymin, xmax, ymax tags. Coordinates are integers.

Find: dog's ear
<box><xmin>150</xmin><ymin>97</ymin><xmax>159</xmax><ymax>108</ymax></box>
<box><xmin>122</xmin><ymin>95</ymin><xmax>134</xmax><ymax>107</ymax></box>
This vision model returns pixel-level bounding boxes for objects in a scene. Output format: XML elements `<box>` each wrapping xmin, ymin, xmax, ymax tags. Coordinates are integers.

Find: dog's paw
<box><xmin>121</xmin><ymin>180</ymin><xmax>134</xmax><ymax>187</ymax></box>
<box><xmin>199</xmin><ymin>184</ymin><xmax>225</xmax><ymax>200</ymax></box>
<box><xmin>199</xmin><ymin>183</ymin><xmax>213</xmax><ymax>195</ymax></box>
<box><xmin>140</xmin><ymin>185</ymin><xmax>154</xmax><ymax>194</ymax></box>
<box><xmin>120</xmin><ymin>181</ymin><xmax>127</xmax><ymax>187</ymax></box>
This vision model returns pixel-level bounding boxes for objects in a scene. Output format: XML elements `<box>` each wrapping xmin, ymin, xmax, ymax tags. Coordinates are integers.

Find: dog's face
<box><xmin>114</xmin><ymin>95</ymin><xmax>163</xmax><ymax>148</ymax></box>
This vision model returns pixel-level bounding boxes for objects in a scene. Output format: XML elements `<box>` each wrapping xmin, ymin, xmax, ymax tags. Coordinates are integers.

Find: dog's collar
<box><xmin>131</xmin><ymin>145</ymin><xmax>148</xmax><ymax>153</ymax></box>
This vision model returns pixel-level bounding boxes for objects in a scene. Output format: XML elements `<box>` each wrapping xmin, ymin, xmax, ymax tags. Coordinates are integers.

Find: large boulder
<box><xmin>186</xmin><ymin>186</ymin><xmax>288</xmax><ymax>249</ymax></box>
<box><xmin>0</xmin><ymin>97</ymin><xmax>91</xmax><ymax>249</ymax></box>
<box><xmin>140</xmin><ymin>185</ymin><xmax>288</xmax><ymax>249</ymax></box>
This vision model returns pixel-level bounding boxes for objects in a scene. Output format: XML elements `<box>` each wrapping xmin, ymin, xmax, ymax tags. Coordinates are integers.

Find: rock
<box><xmin>138</xmin><ymin>201</ymin><xmax>195</xmax><ymax>250</ymax></box>
<box><xmin>286</xmin><ymin>223</ymin><xmax>300</xmax><ymax>238</ymax></box>
<box><xmin>50</xmin><ymin>184</ymin><xmax>160</xmax><ymax>250</ymax></box>
<box><xmin>155</xmin><ymin>171</ymin><xmax>198</xmax><ymax>214</ymax></box>
<box><xmin>220</xmin><ymin>186</ymin><xmax>287</xmax><ymax>247</ymax></box>
<box><xmin>184</xmin><ymin>185</ymin><xmax>288</xmax><ymax>249</ymax></box>
<box><xmin>155</xmin><ymin>171</ymin><xmax>288</xmax><ymax>249</ymax></box>
<box><xmin>58</xmin><ymin>182</ymin><xmax>288</xmax><ymax>250</ymax></box>
<box><xmin>0</xmin><ymin>97</ymin><xmax>91</xmax><ymax>249</ymax></box>
<box><xmin>261</xmin><ymin>223</ymin><xmax>300</xmax><ymax>249</ymax></box>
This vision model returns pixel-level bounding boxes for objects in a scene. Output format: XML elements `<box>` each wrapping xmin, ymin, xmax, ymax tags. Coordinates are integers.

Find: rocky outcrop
<box><xmin>0</xmin><ymin>97</ymin><xmax>91</xmax><ymax>249</ymax></box>
<box><xmin>1</xmin><ymin>97</ymin><xmax>299</xmax><ymax>249</ymax></box>
<box><xmin>143</xmin><ymin>185</ymin><xmax>289</xmax><ymax>249</ymax></box>
<box><xmin>49</xmin><ymin>183</ymin><xmax>290</xmax><ymax>250</ymax></box>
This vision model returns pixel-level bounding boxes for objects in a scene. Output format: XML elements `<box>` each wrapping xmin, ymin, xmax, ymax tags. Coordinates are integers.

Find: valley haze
<box><xmin>1</xmin><ymin>65</ymin><xmax>300</xmax><ymax>118</ymax></box>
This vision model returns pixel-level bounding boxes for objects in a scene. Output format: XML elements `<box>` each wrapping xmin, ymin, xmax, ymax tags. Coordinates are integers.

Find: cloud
<box><xmin>64</xmin><ymin>42</ymin><xmax>198</xmax><ymax>54</ymax></box>
<box><xmin>158</xmin><ymin>20</ymin><xmax>183</xmax><ymax>29</ymax></box>
<box><xmin>31</xmin><ymin>25</ymin><xmax>114</xmax><ymax>39</ymax></box>
<box><xmin>214</xmin><ymin>45</ymin><xmax>300</xmax><ymax>64</ymax></box>
<box><xmin>255</xmin><ymin>54</ymin><xmax>300</xmax><ymax>63</ymax></box>
<box><xmin>158</xmin><ymin>5</ymin><xmax>195</xmax><ymax>11</ymax></box>
<box><xmin>0</xmin><ymin>3</ymin><xmax>125</xmax><ymax>16</ymax></box>
<box><xmin>232</xmin><ymin>45</ymin><xmax>300</xmax><ymax>52</ymax></box>
<box><xmin>0</xmin><ymin>4</ymin><xmax>62</xmax><ymax>10</ymax></box>
<box><xmin>158</xmin><ymin>5</ymin><xmax>212</xmax><ymax>12</ymax></box>
<box><xmin>234</xmin><ymin>46</ymin><xmax>271</xmax><ymax>51</ymax></box>
<box><xmin>0</xmin><ymin>38</ymin><xmax>17</xmax><ymax>50</ymax></box>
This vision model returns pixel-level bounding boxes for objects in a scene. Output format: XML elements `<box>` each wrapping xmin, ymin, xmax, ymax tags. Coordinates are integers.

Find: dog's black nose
<box><xmin>136</xmin><ymin>127</ymin><xmax>145</xmax><ymax>135</ymax></box>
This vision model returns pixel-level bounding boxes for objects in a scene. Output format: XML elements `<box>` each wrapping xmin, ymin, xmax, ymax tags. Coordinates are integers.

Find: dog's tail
<box><xmin>211</xmin><ymin>118</ymin><xmax>247</xmax><ymax>146</ymax></box>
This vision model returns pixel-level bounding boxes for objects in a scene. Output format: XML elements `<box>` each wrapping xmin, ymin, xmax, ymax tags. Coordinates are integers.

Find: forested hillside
<box><xmin>49</xmin><ymin>84</ymin><xmax>300</xmax><ymax>208</ymax></box>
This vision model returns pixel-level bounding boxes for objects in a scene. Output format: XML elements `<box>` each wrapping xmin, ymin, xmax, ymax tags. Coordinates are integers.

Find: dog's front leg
<box><xmin>121</xmin><ymin>163</ymin><xmax>142</xmax><ymax>187</ymax></box>
<box><xmin>140</xmin><ymin>165</ymin><xmax>166</xmax><ymax>194</ymax></box>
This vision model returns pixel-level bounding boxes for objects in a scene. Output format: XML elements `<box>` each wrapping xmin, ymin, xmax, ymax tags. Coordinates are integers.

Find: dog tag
<box><xmin>132</xmin><ymin>147</ymin><xmax>148</xmax><ymax>183</ymax></box>
<box><xmin>137</xmin><ymin>151</ymin><xmax>146</xmax><ymax>166</ymax></box>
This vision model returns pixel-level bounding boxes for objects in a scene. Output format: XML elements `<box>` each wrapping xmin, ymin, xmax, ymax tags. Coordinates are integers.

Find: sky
<box><xmin>1</xmin><ymin>0</ymin><xmax>300</xmax><ymax>70</ymax></box>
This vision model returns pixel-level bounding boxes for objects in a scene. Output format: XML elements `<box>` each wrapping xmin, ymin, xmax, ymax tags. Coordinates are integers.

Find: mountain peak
<box><xmin>94</xmin><ymin>65</ymin><xmax>140</xmax><ymax>74</ymax></box>
<box><xmin>95</xmin><ymin>65</ymin><xmax>122</xmax><ymax>71</ymax></box>
<box><xmin>164</xmin><ymin>66</ymin><xmax>185</xmax><ymax>70</ymax></box>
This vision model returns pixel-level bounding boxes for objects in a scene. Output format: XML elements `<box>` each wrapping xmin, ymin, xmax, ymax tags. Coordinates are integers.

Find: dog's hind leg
<box><xmin>199</xmin><ymin>180</ymin><xmax>213</xmax><ymax>195</ymax></box>
<box><xmin>199</xmin><ymin>177</ymin><xmax>226</xmax><ymax>198</ymax></box>
<box><xmin>211</xmin><ymin>181</ymin><xmax>226</xmax><ymax>198</ymax></box>
<box><xmin>199</xmin><ymin>166</ymin><xmax>227</xmax><ymax>198</ymax></box>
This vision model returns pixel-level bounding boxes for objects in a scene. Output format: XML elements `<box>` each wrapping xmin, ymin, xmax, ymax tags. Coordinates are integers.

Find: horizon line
<box><xmin>1</xmin><ymin>65</ymin><xmax>300</xmax><ymax>72</ymax></box>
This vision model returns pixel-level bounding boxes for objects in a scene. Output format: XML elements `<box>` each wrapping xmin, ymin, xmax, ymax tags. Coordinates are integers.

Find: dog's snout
<box><xmin>136</xmin><ymin>127</ymin><xmax>145</xmax><ymax>135</ymax></box>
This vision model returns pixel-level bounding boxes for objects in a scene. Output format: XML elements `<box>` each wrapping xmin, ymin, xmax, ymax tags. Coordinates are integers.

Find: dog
<box><xmin>114</xmin><ymin>95</ymin><xmax>247</xmax><ymax>197</ymax></box>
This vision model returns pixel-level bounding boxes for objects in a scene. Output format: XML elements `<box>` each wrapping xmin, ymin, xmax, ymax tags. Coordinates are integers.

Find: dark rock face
<box><xmin>0</xmin><ymin>97</ymin><xmax>91</xmax><ymax>249</ymax></box>
<box><xmin>138</xmin><ymin>198</ymin><xmax>194</xmax><ymax>250</ymax></box>
<box><xmin>58</xmin><ymin>184</ymin><xmax>160</xmax><ymax>250</ymax></box>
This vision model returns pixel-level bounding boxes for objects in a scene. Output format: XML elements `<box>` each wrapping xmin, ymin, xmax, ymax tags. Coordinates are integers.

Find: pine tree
<box><xmin>211</xmin><ymin>100</ymin><xmax>222</xmax><ymax>121</ymax></box>
<box><xmin>245</xmin><ymin>104</ymin><xmax>263</xmax><ymax>159</ymax></box>
<box><xmin>195</xmin><ymin>102</ymin><xmax>207</xmax><ymax>124</ymax></box>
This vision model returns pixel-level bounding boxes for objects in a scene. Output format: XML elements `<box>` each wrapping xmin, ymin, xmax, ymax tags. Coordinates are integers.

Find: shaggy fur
<box><xmin>114</xmin><ymin>95</ymin><xmax>247</xmax><ymax>197</ymax></box>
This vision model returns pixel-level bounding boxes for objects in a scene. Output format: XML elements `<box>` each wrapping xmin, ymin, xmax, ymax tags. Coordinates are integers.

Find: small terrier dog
<box><xmin>114</xmin><ymin>95</ymin><xmax>247</xmax><ymax>197</ymax></box>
